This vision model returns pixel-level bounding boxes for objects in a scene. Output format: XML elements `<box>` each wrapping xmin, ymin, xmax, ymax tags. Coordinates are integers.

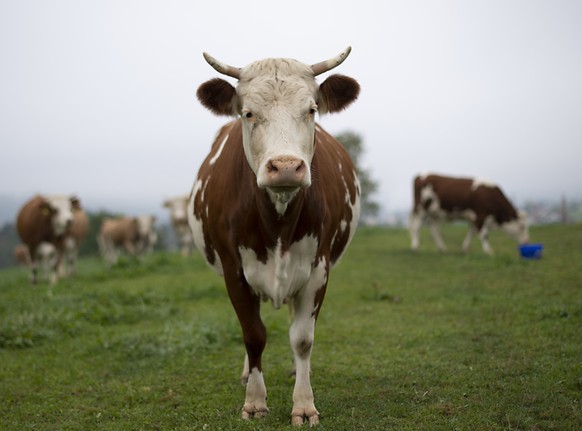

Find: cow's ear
<box><xmin>40</xmin><ymin>201</ymin><xmax>52</xmax><ymax>217</ymax></box>
<box><xmin>318</xmin><ymin>74</ymin><xmax>360</xmax><ymax>114</ymax></box>
<box><xmin>70</xmin><ymin>196</ymin><xmax>81</xmax><ymax>211</ymax></box>
<box><xmin>197</xmin><ymin>78</ymin><xmax>238</xmax><ymax>116</ymax></box>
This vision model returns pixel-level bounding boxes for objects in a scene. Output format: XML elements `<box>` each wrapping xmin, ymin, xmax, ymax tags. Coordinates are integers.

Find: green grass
<box><xmin>0</xmin><ymin>224</ymin><xmax>580</xmax><ymax>430</ymax></box>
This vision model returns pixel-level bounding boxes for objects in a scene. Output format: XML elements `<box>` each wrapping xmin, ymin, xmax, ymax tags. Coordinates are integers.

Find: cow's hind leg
<box><xmin>478</xmin><ymin>226</ymin><xmax>494</xmax><ymax>255</ymax></box>
<box><xmin>462</xmin><ymin>225</ymin><xmax>476</xmax><ymax>253</ymax></box>
<box><xmin>428</xmin><ymin>218</ymin><xmax>447</xmax><ymax>252</ymax></box>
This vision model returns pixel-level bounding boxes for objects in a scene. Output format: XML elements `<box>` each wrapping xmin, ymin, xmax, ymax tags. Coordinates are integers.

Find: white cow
<box><xmin>163</xmin><ymin>195</ymin><xmax>194</xmax><ymax>256</ymax></box>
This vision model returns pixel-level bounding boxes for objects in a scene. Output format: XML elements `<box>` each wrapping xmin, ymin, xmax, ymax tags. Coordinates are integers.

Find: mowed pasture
<box><xmin>0</xmin><ymin>224</ymin><xmax>580</xmax><ymax>430</ymax></box>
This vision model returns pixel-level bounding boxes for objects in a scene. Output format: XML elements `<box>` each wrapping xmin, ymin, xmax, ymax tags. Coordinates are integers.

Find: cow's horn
<box><xmin>311</xmin><ymin>46</ymin><xmax>352</xmax><ymax>76</ymax></box>
<box><xmin>202</xmin><ymin>52</ymin><xmax>241</xmax><ymax>79</ymax></box>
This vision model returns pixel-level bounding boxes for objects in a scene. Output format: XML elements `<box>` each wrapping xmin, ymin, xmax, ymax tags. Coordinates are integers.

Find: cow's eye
<box><xmin>309</xmin><ymin>106</ymin><xmax>317</xmax><ymax>116</ymax></box>
<box><xmin>243</xmin><ymin>111</ymin><xmax>253</xmax><ymax>120</ymax></box>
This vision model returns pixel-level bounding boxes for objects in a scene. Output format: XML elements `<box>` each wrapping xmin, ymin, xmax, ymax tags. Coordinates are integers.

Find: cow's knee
<box><xmin>293</xmin><ymin>337</ymin><xmax>313</xmax><ymax>359</ymax></box>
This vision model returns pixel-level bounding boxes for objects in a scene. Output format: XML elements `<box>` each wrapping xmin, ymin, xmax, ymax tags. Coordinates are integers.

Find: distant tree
<box><xmin>335</xmin><ymin>131</ymin><xmax>380</xmax><ymax>222</ymax></box>
<box><xmin>0</xmin><ymin>223</ymin><xmax>20</xmax><ymax>269</ymax></box>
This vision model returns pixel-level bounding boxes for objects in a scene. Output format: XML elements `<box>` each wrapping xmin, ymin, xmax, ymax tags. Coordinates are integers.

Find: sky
<box><xmin>1</xmin><ymin>0</ymin><xmax>581</xmax><ymax>225</ymax></box>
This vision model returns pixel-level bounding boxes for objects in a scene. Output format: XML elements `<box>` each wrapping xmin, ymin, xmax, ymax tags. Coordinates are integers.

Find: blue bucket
<box><xmin>519</xmin><ymin>243</ymin><xmax>544</xmax><ymax>259</ymax></box>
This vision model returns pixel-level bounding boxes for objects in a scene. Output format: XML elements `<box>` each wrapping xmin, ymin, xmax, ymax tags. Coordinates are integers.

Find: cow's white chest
<box><xmin>239</xmin><ymin>235</ymin><xmax>320</xmax><ymax>309</ymax></box>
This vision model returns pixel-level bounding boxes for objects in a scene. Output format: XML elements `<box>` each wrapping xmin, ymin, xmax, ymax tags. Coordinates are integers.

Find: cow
<box><xmin>409</xmin><ymin>173</ymin><xmax>529</xmax><ymax>255</ymax></box>
<box><xmin>98</xmin><ymin>215</ymin><xmax>157</xmax><ymax>264</ymax></box>
<box><xmin>16</xmin><ymin>194</ymin><xmax>82</xmax><ymax>284</ymax></box>
<box><xmin>163</xmin><ymin>195</ymin><xmax>194</xmax><ymax>256</ymax></box>
<box><xmin>62</xmin><ymin>209</ymin><xmax>89</xmax><ymax>276</ymax></box>
<box><xmin>188</xmin><ymin>47</ymin><xmax>360</xmax><ymax>426</ymax></box>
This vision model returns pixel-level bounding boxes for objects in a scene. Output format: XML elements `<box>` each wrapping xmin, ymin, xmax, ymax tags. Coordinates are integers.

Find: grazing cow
<box><xmin>98</xmin><ymin>215</ymin><xmax>157</xmax><ymax>264</ymax></box>
<box><xmin>189</xmin><ymin>47</ymin><xmax>360</xmax><ymax>426</ymax></box>
<box><xmin>16</xmin><ymin>194</ymin><xmax>81</xmax><ymax>284</ymax></box>
<box><xmin>409</xmin><ymin>173</ymin><xmax>529</xmax><ymax>255</ymax></box>
<box><xmin>62</xmin><ymin>209</ymin><xmax>89</xmax><ymax>276</ymax></box>
<box><xmin>163</xmin><ymin>195</ymin><xmax>194</xmax><ymax>256</ymax></box>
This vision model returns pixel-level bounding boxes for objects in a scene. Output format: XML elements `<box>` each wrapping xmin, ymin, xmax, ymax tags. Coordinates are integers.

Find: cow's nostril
<box><xmin>267</xmin><ymin>161</ymin><xmax>278</xmax><ymax>173</ymax></box>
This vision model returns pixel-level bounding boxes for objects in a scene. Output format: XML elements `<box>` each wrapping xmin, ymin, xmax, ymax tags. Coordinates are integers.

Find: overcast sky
<box><xmin>1</xmin><ymin>0</ymin><xmax>581</xmax><ymax>224</ymax></box>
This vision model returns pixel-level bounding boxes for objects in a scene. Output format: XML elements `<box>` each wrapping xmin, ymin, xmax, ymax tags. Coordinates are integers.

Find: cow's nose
<box><xmin>265</xmin><ymin>157</ymin><xmax>307</xmax><ymax>188</ymax></box>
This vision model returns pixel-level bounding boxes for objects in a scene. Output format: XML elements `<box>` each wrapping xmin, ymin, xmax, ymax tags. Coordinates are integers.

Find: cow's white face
<box><xmin>237</xmin><ymin>59</ymin><xmax>317</xmax><ymax>200</ymax></box>
<box><xmin>197</xmin><ymin>48</ymin><xmax>360</xmax><ymax>213</ymax></box>
<box><xmin>44</xmin><ymin>195</ymin><xmax>78</xmax><ymax>236</ymax></box>
<box><xmin>136</xmin><ymin>215</ymin><xmax>156</xmax><ymax>237</ymax></box>
<box><xmin>165</xmin><ymin>197</ymin><xmax>188</xmax><ymax>222</ymax></box>
<box><xmin>502</xmin><ymin>210</ymin><xmax>529</xmax><ymax>244</ymax></box>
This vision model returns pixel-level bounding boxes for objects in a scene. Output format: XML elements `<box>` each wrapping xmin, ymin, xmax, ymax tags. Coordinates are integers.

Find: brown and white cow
<box><xmin>188</xmin><ymin>48</ymin><xmax>360</xmax><ymax>425</ymax></box>
<box><xmin>409</xmin><ymin>173</ymin><xmax>529</xmax><ymax>255</ymax></box>
<box><xmin>16</xmin><ymin>194</ymin><xmax>81</xmax><ymax>284</ymax></box>
<box><xmin>163</xmin><ymin>195</ymin><xmax>194</xmax><ymax>256</ymax></box>
<box><xmin>98</xmin><ymin>215</ymin><xmax>157</xmax><ymax>265</ymax></box>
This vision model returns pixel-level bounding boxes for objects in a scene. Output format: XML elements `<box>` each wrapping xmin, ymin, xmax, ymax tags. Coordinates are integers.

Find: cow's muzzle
<box><xmin>263</xmin><ymin>157</ymin><xmax>308</xmax><ymax>190</ymax></box>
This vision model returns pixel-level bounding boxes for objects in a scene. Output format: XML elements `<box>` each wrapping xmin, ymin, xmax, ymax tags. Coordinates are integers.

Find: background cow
<box><xmin>163</xmin><ymin>195</ymin><xmax>194</xmax><ymax>256</ymax></box>
<box><xmin>98</xmin><ymin>215</ymin><xmax>157</xmax><ymax>265</ymax></box>
<box><xmin>189</xmin><ymin>47</ymin><xmax>360</xmax><ymax>425</ymax></box>
<box><xmin>62</xmin><ymin>209</ymin><xmax>89</xmax><ymax>276</ymax></box>
<box><xmin>16</xmin><ymin>194</ymin><xmax>81</xmax><ymax>284</ymax></box>
<box><xmin>13</xmin><ymin>243</ymin><xmax>31</xmax><ymax>267</ymax></box>
<box><xmin>409</xmin><ymin>173</ymin><xmax>529</xmax><ymax>255</ymax></box>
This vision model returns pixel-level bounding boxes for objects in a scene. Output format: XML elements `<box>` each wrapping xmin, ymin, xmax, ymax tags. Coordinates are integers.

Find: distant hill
<box><xmin>0</xmin><ymin>195</ymin><xmax>21</xmax><ymax>227</ymax></box>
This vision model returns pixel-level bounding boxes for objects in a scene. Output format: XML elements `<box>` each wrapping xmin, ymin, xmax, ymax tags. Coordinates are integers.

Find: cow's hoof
<box><xmin>291</xmin><ymin>409</ymin><xmax>320</xmax><ymax>427</ymax></box>
<box><xmin>241</xmin><ymin>405</ymin><xmax>268</xmax><ymax>420</ymax></box>
<box><xmin>291</xmin><ymin>414</ymin><xmax>319</xmax><ymax>427</ymax></box>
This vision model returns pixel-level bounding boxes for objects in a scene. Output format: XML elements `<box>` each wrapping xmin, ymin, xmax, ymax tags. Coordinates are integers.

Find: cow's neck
<box><xmin>255</xmin><ymin>188</ymin><xmax>307</xmax><ymax>250</ymax></box>
<box><xmin>266</xmin><ymin>188</ymin><xmax>300</xmax><ymax>216</ymax></box>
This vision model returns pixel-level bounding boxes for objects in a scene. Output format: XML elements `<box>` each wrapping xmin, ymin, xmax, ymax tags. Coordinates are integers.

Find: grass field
<box><xmin>0</xmin><ymin>224</ymin><xmax>580</xmax><ymax>430</ymax></box>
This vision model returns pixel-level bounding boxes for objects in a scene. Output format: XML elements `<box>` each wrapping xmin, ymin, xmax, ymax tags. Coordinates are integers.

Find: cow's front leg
<box><xmin>48</xmin><ymin>252</ymin><xmax>63</xmax><ymax>285</ymax></box>
<box><xmin>289</xmin><ymin>276</ymin><xmax>326</xmax><ymax>426</ymax></box>
<box><xmin>224</xmin><ymin>270</ymin><xmax>268</xmax><ymax>419</ymax></box>
<box><xmin>408</xmin><ymin>210</ymin><xmax>423</xmax><ymax>251</ymax></box>
<box><xmin>29</xmin><ymin>259</ymin><xmax>38</xmax><ymax>284</ymax></box>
